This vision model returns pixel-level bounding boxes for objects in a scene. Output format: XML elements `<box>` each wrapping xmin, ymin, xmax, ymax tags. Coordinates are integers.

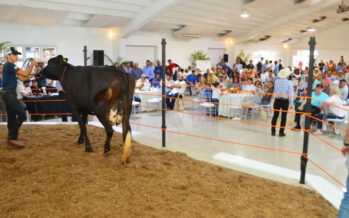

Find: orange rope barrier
<box><xmin>303</xmin><ymin>155</ymin><xmax>346</xmax><ymax>188</ymax></box>
<box><xmin>130</xmin><ymin>121</ymin><xmax>345</xmax><ymax>188</ymax></box>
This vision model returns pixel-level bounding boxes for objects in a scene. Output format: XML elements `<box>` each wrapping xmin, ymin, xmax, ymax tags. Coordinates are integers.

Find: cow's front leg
<box><xmin>72</xmin><ymin>109</ymin><xmax>92</xmax><ymax>152</ymax></box>
<box><xmin>77</xmin><ymin>113</ymin><xmax>88</xmax><ymax>144</ymax></box>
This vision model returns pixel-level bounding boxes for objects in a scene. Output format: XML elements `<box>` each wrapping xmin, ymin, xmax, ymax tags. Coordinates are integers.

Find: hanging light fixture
<box><xmin>241</xmin><ymin>9</ymin><xmax>250</xmax><ymax>18</ymax></box>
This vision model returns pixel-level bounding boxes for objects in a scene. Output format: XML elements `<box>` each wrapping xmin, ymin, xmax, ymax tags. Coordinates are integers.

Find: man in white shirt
<box><xmin>136</xmin><ymin>74</ymin><xmax>151</xmax><ymax>91</ymax></box>
<box><xmin>166</xmin><ymin>74</ymin><xmax>186</xmax><ymax>110</ymax></box>
<box><xmin>264</xmin><ymin>68</ymin><xmax>276</xmax><ymax>84</ymax></box>
<box><xmin>242</xmin><ymin>78</ymin><xmax>256</xmax><ymax>92</ymax></box>
<box><xmin>339</xmin><ymin>79</ymin><xmax>348</xmax><ymax>100</ymax></box>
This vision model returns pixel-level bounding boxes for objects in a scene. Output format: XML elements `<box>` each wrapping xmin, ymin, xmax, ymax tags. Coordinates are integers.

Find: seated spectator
<box><xmin>339</xmin><ymin>79</ymin><xmax>348</xmax><ymax>100</ymax></box>
<box><xmin>136</xmin><ymin>74</ymin><xmax>151</xmax><ymax>91</ymax></box>
<box><xmin>321</xmin><ymin>79</ymin><xmax>330</xmax><ymax>96</ymax></box>
<box><xmin>123</xmin><ymin>62</ymin><xmax>132</xmax><ymax>74</ymax></box>
<box><xmin>186</xmin><ymin>70</ymin><xmax>197</xmax><ymax>95</ymax></box>
<box><xmin>294</xmin><ymin>84</ymin><xmax>329</xmax><ymax>130</ymax></box>
<box><xmin>264</xmin><ymin>67</ymin><xmax>275</xmax><ymax>84</ymax></box>
<box><xmin>211</xmin><ymin>82</ymin><xmax>222</xmax><ymax>117</ymax></box>
<box><xmin>19</xmin><ymin>80</ymin><xmax>32</xmax><ymax>97</ymax></box>
<box><xmin>207</xmin><ymin>71</ymin><xmax>218</xmax><ymax>84</ymax></box>
<box><xmin>336</xmin><ymin>70</ymin><xmax>345</xmax><ymax>81</ymax></box>
<box><xmin>242</xmin><ymin>78</ymin><xmax>256</xmax><ymax>92</ymax></box>
<box><xmin>151</xmin><ymin>73</ymin><xmax>162</xmax><ymax>89</ymax></box>
<box><xmin>46</xmin><ymin>80</ymin><xmax>57</xmax><ymax>95</ymax></box>
<box><xmin>260</xmin><ymin>82</ymin><xmax>274</xmax><ymax>105</ymax></box>
<box><xmin>154</xmin><ymin>60</ymin><xmax>163</xmax><ymax>78</ymax></box>
<box><xmin>218</xmin><ymin>74</ymin><xmax>227</xmax><ymax>89</ymax></box>
<box><xmin>314</xmin><ymin>86</ymin><xmax>345</xmax><ymax>134</ymax></box>
<box><xmin>131</xmin><ymin>62</ymin><xmax>142</xmax><ymax>80</ymax></box>
<box><xmin>230</xmin><ymin>77</ymin><xmax>242</xmax><ymax>90</ymax></box>
<box><xmin>165</xmin><ymin>73</ymin><xmax>174</xmax><ymax>93</ymax></box>
<box><xmin>31</xmin><ymin>80</ymin><xmax>44</xmax><ymax>96</ymax></box>
<box><xmin>312</xmin><ymin>74</ymin><xmax>322</xmax><ymax>90</ymax></box>
<box><xmin>166</xmin><ymin>74</ymin><xmax>186</xmax><ymax>110</ymax></box>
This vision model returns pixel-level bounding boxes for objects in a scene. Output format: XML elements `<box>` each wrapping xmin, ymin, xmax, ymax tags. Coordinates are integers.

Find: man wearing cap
<box><xmin>294</xmin><ymin>83</ymin><xmax>329</xmax><ymax>130</ymax></box>
<box><xmin>271</xmin><ymin>68</ymin><xmax>294</xmax><ymax>137</ymax></box>
<box><xmin>2</xmin><ymin>47</ymin><xmax>36</xmax><ymax>148</ymax></box>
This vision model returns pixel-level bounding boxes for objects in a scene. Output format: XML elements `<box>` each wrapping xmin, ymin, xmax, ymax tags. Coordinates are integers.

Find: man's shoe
<box><xmin>279</xmin><ymin>133</ymin><xmax>286</xmax><ymax>137</ymax></box>
<box><xmin>293</xmin><ymin>126</ymin><xmax>301</xmax><ymax>131</ymax></box>
<box><xmin>271</xmin><ymin>132</ymin><xmax>276</xmax><ymax>136</ymax></box>
<box><xmin>7</xmin><ymin>140</ymin><xmax>25</xmax><ymax>148</ymax></box>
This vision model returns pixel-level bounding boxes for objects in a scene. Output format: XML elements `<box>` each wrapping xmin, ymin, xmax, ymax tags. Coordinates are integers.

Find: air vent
<box><xmin>217</xmin><ymin>30</ymin><xmax>232</xmax><ymax>37</ymax></box>
<box><xmin>282</xmin><ymin>38</ymin><xmax>293</xmax><ymax>43</ymax></box>
<box><xmin>259</xmin><ymin>35</ymin><xmax>271</xmax><ymax>41</ymax></box>
<box><xmin>300</xmin><ymin>29</ymin><xmax>307</xmax><ymax>33</ymax></box>
<box><xmin>312</xmin><ymin>16</ymin><xmax>327</xmax><ymax>23</ymax></box>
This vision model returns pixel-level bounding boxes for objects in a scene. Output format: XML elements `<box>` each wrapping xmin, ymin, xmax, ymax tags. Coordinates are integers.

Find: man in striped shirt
<box><xmin>271</xmin><ymin>68</ymin><xmax>294</xmax><ymax>137</ymax></box>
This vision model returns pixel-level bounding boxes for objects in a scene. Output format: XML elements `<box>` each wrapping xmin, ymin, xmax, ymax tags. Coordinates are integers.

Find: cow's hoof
<box><xmin>85</xmin><ymin>146</ymin><xmax>93</xmax><ymax>153</ymax></box>
<box><xmin>121</xmin><ymin>158</ymin><xmax>130</xmax><ymax>165</ymax></box>
<box><xmin>77</xmin><ymin>139</ymin><xmax>84</xmax><ymax>144</ymax></box>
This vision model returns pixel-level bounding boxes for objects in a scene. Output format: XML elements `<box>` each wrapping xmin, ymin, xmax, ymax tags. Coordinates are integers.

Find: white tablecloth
<box><xmin>218</xmin><ymin>93</ymin><xmax>253</xmax><ymax>117</ymax></box>
<box><xmin>134</xmin><ymin>89</ymin><xmax>162</xmax><ymax>111</ymax></box>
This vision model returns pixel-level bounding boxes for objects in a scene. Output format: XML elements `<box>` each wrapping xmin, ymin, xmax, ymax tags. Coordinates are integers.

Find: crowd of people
<box><xmin>117</xmin><ymin>56</ymin><xmax>349</xmax><ymax>135</ymax></box>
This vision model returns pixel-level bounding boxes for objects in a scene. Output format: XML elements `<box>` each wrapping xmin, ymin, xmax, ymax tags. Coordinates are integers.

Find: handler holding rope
<box><xmin>2</xmin><ymin>47</ymin><xmax>36</xmax><ymax>148</ymax></box>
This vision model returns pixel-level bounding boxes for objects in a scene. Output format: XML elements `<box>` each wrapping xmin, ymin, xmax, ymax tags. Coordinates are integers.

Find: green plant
<box><xmin>236</xmin><ymin>49</ymin><xmax>251</xmax><ymax>63</ymax></box>
<box><xmin>104</xmin><ymin>54</ymin><xmax>124</xmax><ymax>66</ymax></box>
<box><xmin>190</xmin><ymin>50</ymin><xmax>210</xmax><ymax>68</ymax></box>
<box><xmin>0</xmin><ymin>41</ymin><xmax>11</xmax><ymax>63</ymax></box>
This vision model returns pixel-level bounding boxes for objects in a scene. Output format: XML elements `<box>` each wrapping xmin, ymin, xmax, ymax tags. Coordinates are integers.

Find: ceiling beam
<box><xmin>43</xmin><ymin>0</ymin><xmax>142</xmax><ymax>12</ymax></box>
<box><xmin>100</xmin><ymin>0</ymin><xmax>151</xmax><ymax>7</ymax></box>
<box><xmin>0</xmin><ymin>0</ymin><xmax>134</xmax><ymax>18</ymax></box>
<box><xmin>236</xmin><ymin>0</ymin><xmax>340</xmax><ymax>44</ymax></box>
<box><xmin>119</xmin><ymin>0</ymin><xmax>184</xmax><ymax>38</ymax></box>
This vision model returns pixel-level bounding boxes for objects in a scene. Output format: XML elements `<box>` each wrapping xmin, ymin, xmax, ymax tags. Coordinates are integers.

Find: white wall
<box><xmin>120</xmin><ymin>31</ymin><xmax>227</xmax><ymax>69</ymax></box>
<box><xmin>0</xmin><ymin>22</ymin><xmax>114</xmax><ymax>66</ymax></box>
<box><xmin>291</xmin><ymin>23</ymin><xmax>349</xmax><ymax>64</ymax></box>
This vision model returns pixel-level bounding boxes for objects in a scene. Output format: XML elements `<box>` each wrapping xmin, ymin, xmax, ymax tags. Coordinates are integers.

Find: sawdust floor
<box><xmin>0</xmin><ymin>125</ymin><xmax>337</xmax><ymax>217</ymax></box>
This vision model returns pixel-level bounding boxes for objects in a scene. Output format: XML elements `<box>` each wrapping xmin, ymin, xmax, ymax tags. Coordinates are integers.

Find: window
<box><xmin>43</xmin><ymin>47</ymin><xmax>56</xmax><ymax>59</ymax></box>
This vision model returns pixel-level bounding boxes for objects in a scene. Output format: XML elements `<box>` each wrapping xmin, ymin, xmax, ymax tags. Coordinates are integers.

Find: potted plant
<box><xmin>235</xmin><ymin>49</ymin><xmax>251</xmax><ymax>63</ymax></box>
<box><xmin>190</xmin><ymin>50</ymin><xmax>210</xmax><ymax>68</ymax></box>
<box><xmin>0</xmin><ymin>41</ymin><xmax>11</xmax><ymax>63</ymax></box>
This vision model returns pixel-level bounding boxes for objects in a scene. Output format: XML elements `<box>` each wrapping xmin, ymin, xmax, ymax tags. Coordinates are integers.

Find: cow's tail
<box><xmin>121</xmin><ymin>73</ymin><xmax>132</xmax><ymax>164</ymax></box>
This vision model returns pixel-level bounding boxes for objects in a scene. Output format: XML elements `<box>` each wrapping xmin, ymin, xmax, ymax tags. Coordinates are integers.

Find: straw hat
<box><xmin>278</xmin><ymin>68</ymin><xmax>292</xmax><ymax>78</ymax></box>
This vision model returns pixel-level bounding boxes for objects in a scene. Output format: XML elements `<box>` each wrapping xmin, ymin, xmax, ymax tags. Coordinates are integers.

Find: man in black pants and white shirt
<box><xmin>271</xmin><ymin>68</ymin><xmax>294</xmax><ymax>137</ymax></box>
<box><xmin>2</xmin><ymin>47</ymin><xmax>36</xmax><ymax>148</ymax></box>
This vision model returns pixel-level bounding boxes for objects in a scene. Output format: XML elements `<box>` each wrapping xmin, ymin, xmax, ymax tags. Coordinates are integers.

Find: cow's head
<box><xmin>38</xmin><ymin>55</ymin><xmax>69</xmax><ymax>81</ymax></box>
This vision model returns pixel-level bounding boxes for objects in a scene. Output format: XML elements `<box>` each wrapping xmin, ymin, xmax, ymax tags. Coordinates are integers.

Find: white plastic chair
<box><xmin>146</xmin><ymin>98</ymin><xmax>162</xmax><ymax>112</ymax></box>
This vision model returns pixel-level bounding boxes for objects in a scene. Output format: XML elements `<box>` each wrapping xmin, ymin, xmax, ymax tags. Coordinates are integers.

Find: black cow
<box><xmin>39</xmin><ymin>55</ymin><xmax>135</xmax><ymax>164</ymax></box>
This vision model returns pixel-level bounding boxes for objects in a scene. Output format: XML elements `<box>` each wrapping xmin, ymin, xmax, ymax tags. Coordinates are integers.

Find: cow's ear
<box><xmin>63</xmin><ymin>58</ymin><xmax>68</xmax><ymax>63</ymax></box>
<box><xmin>57</xmin><ymin>55</ymin><xmax>63</xmax><ymax>59</ymax></box>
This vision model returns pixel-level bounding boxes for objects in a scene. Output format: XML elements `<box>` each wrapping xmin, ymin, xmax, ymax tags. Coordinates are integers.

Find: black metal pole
<box><xmin>83</xmin><ymin>46</ymin><xmax>87</xmax><ymax>66</ymax></box>
<box><xmin>300</xmin><ymin>37</ymin><xmax>316</xmax><ymax>184</ymax></box>
<box><xmin>161</xmin><ymin>39</ymin><xmax>167</xmax><ymax>148</ymax></box>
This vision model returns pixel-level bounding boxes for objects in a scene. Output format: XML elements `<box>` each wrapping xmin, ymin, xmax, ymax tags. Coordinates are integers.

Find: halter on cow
<box><xmin>38</xmin><ymin>55</ymin><xmax>135</xmax><ymax>164</ymax></box>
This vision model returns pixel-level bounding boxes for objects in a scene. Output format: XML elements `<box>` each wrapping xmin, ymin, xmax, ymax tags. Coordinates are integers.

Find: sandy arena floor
<box><xmin>0</xmin><ymin>125</ymin><xmax>337</xmax><ymax>217</ymax></box>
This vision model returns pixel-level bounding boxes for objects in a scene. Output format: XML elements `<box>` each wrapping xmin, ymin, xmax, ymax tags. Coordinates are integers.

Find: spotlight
<box><xmin>307</xmin><ymin>27</ymin><xmax>316</xmax><ymax>32</ymax></box>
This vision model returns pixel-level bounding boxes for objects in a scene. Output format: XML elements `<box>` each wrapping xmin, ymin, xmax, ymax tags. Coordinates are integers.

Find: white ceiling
<box><xmin>0</xmin><ymin>0</ymin><xmax>348</xmax><ymax>44</ymax></box>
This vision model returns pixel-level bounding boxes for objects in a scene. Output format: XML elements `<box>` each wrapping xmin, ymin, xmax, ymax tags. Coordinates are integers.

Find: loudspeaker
<box><xmin>93</xmin><ymin>50</ymin><xmax>104</xmax><ymax>66</ymax></box>
<box><xmin>223</xmin><ymin>54</ymin><xmax>228</xmax><ymax>62</ymax></box>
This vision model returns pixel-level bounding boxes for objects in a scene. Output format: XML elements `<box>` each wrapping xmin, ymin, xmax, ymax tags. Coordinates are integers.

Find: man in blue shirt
<box><xmin>294</xmin><ymin>83</ymin><xmax>329</xmax><ymax>130</ymax></box>
<box><xmin>151</xmin><ymin>74</ymin><xmax>162</xmax><ymax>88</ymax></box>
<box><xmin>143</xmin><ymin>60</ymin><xmax>154</xmax><ymax>81</ymax></box>
<box><xmin>2</xmin><ymin>47</ymin><xmax>36</xmax><ymax>147</ymax></box>
<box><xmin>131</xmin><ymin>62</ymin><xmax>143</xmax><ymax>80</ymax></box>
<box><xmin>216</xmin><ymin>58</ymin><xmax>232</xmax><ymax>73</ymax></box>
<box><xmin>154</xmin><ymin>60</ymin><xmax>163</xmax><ymax>78</ymax></box>
<box><xmin>186</xmin><ymin>70</ymin><xmax>197</xmax><ymax>95</ymax></box>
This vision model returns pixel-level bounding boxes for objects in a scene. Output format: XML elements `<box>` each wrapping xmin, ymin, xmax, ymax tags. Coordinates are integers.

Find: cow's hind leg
<box><xmin>72</xmin><ymin>109</ymin><xmax>92</xmax><ymax>152</ymax></box>
<box><xmin>95</xmin><ymin>112</ymin><xmax>113</xmax><ymax>155</ymax></box>
<box><xmin>77</xmin><ymin>113</ymin><xmax>88</xmax><ymax>144</ymax></box>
